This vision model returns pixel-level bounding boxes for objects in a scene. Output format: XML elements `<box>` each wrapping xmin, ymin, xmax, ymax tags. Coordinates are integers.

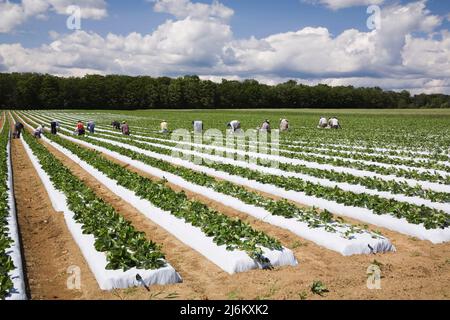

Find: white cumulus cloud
<box><xmin>303</xmin><ymin>0</ymin><xmax>385</xmax><ymax>10</ymax></box>
<box><xmin>0</xmin><ymin>0</ymin><xmax>449</xmax><ymax>94</ymax></box>
<box><xmin>0</xmin><ymin>0</ymin><xmax>107</xmax><ymax>33</ymax></box>
<box><xmin>153</xmin><ymin>0</ymin><xmax>233</xmax><ymax>21</ymax></box>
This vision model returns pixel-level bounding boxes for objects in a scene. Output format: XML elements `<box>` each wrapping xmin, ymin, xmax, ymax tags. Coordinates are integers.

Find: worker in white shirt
<box><xmin>160</xmin><ymin>120</ymin><xmax>169</xmax><ymax>133</ymax></box>
<box><xmin>318</xmin><ymin>117</ymin><xmax>328</xmax><ymax>128</ymax></box>
<box><xmin>328</xmin><ymin>117</ymin><xmax>341</xmax><ymax>129</ymax></box>
<box><xmin>227</xmin><ymin>120</ymin><xmax>241</xmax><ymax>133</ymax></box>
<box><xmin>279</xmin><ymin>118</ymin><xmax>289</xmax><ymax>132</ymax></box>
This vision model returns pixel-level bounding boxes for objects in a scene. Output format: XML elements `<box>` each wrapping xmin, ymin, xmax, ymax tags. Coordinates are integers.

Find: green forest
<box><xmin>1</xmin><ymin>73</ymin><xmax>449</xmax><ymax>110</ymax></box>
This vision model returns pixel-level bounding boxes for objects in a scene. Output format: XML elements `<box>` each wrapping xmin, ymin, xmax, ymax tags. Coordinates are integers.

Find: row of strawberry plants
<box><xmin>21</xmin><ymin>128</ymin><xmax>169</xmax><ymax>272</ymax></box>
<box><xmin>41</xmin><ymin>112</ymin><xmax>448</xmax><ymax>164</ymax></box>
<box><xmin>51</xmin><ymin>123</ymin><xmax>449</xmax><ymax>202</ymax></box>
<box><xmin>103</xmin><ymin>131</ymin><xmax>450</xmax><ymax>202</ymax></box>
<box><xmin>44</xmin><ymin>130</ymin><xmax>385</xmax><ymax>240</ymax></box>
<box><xmin>0</xmin><ymin>118</ymin><xmax>15</xmax><ymax>299</ymax></box>
<box><xmin>67</xmin><ymin>131</ymin><xmax>449</xmax><ymax>230</ymax></box>
<box><xmin>35</xmin><ymin>112</ymin><xmax>450</xmax><ymax>171</ymax></box>
<box><xmin>67</xmin><ymin>121</ymin><xmax>449</xmax><ymax>185</ymax></box>
<box><xmin>278</xmin><ymin>145</ymin><xmax>450</xmax><ymax>173</ymax></box>
<box><xmin>281</xmin><ymin>140</ymin><xmax>449</xmax><ymax>162</ymax></box>
<box><xmin>25</xmin><ymin>128</ymin><xmax>284</xmax><ymax>264</ymax></box>
<box><xmin>44</xmin><ymin>112</ymin><xmax>449</xmax><ymax>155</ymax></box>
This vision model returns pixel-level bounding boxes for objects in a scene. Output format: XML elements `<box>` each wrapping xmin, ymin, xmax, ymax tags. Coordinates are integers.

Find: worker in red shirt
<box><xmin>75</xmin><ymin>121</ymin><xmax>85</xmax><ymax>136</ymax></box>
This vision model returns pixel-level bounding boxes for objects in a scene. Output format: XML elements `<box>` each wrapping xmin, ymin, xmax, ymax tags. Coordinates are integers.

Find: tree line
<box><xmin>1</xmin><ymin>73</ymin><xmax>449</xmax><ymax>109</ymax></box>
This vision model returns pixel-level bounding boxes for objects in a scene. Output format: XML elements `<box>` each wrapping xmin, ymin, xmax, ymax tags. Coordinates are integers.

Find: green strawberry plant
<box><xmin>0</xmin><ymin>118</ymin><xmax>15</xmax><ymax>299</ymax></box>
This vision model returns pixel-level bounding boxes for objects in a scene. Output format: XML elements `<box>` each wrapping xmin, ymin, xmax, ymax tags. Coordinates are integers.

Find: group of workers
<box><xmin>15</xmin><ymin>115</ymin><xmax>341</xmax><ymax>141</ymax></box>
<box><xmin>317</xmin><ymin>116</ymin><xmax>342</xmax><ymax>129</ymax></box>
<box><xmin>157</xmin><ymin>117</ymin><xmax>339</xmax><ymax>134</ymax></box>
<box><xmin>111</xmin><ymin>121</ymin><xmax>130</xmax><ymax>135</ymax></box>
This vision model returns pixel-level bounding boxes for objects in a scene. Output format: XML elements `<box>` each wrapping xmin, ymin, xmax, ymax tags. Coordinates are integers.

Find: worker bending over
<box><xmin>227</xmin><ymin>120</ymin><xmax>241</xmax><ymax>134</ymax></box>
<box><xmin>121</xmin><ymin>121</ymin><xmax>130</xmax><ymax>135</ymax></box>
<box><xmin>260</xmin><ymin>119</ymin><xmax>271</xmax><ymax>132</ymax></box>
<box><xmin>318</xmin><ymin>117</ymin><xmax>328</xmax><ymax>128</ymax></box>
<box><xmin>160</xmin><ymin>120</ymin><xmax>169</xmax><ymax>133</ymax></box>
<box><xmin>279</xmin><ymin>118</ymin><xmax>289</xmax><ymax>132</ymax></box>
<box><xmin>328</xmin><ymin>117</ymin><xmax>341</xmax><ymax>129</ymax></box>
<box><xmin>34</xmin><ymin>124</ymin><xmax>45</xmax><ymax>138</ymax></box>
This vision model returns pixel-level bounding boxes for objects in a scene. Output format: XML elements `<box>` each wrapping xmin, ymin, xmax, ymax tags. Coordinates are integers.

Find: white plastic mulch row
<box><xmin>5</xmin><ymin>135</ymin><xmax>27</xmax><ymax>300</ymax></box>
<box><xmin>91</xmin><ymin>134</ymin><xmax>450</xmax><ymax>213</ymax></box>
<box><xmin>38</xmin><ymin>112</ymin><xmax>450</xmax><ymax>164</ymax></box>
<box><xmin>24</xmin><ymin>112</ymin><xmax>450</xmax><ymax>211</ymax></box>
<box><xmin>16</xmin><ymin>114</ymin><xmax>298</xmax><ymax>274</ymax></box>
<box><xmin>19</xmin><ymin>132</ymin><xmax>182</xmax><ymax>290</ymax></box>
<box><xmin>25</xmin><ymin>113</ymin><xmax>450</xmax><ymax>194</ymax></box>
<box><xmin>18</xmin><ymin>112</ymin><xmax>448</xmax><ymax>245</ymax></box>
<box><xmin>50</xmin><ymin>130</ymin><xmax>395</xmax><ymax>256</ymax></box>
<box><xmin>48</xmin><ymin>128</ymin><xmax>450</xmax><ymax>244</ymax></box>
<box><xmin>25</xmin><ymin>112</ymin><xmax>450</xmax><ymax>195</ymax></box>
<box><xmin>287</xmin><ymin>139</ymin><xmax>449</xmax><ymax>158</ymax></box>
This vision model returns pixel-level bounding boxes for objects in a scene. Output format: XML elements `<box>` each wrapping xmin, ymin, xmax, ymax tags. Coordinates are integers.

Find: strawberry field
<box><xmin>1</xmin><ymin>108</ymin><xmax>449</xmax><ymax>300</ymax></box>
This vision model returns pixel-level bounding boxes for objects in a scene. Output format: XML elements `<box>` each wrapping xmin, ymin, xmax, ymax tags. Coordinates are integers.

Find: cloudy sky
<box><xmin>0</xmin><ymin>0</ymin><xmax>449</xmax><ymax>94</ymax></box>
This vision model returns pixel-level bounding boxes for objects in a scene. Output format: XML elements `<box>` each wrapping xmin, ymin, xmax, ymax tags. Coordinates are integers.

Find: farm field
<box><xmin>1</xmin><ymin>109</ymin><xmax>450</xmax><ymax>300</ymax></box>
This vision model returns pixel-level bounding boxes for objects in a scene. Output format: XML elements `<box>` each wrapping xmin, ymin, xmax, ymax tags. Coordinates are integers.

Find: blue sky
<box><xmin>0</xmin><ymin>0</ymin><xmax>449</xmax><ymax>94</ymax></box>
<box><xmin>2</xmin><ymin>0</ymin><xmax>449</xmax><ymax>46</ymax></box>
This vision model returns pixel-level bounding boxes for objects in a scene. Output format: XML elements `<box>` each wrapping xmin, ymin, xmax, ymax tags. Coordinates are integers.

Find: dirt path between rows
<box><xmin>35</xmin><ymin>133</ymin><xmax>450</xmax><ymax>300</ymax></box>
<box><xmin>10</xmin><ymin>133</ymin><xmax>119</xmax><ymax>299</ymax></box>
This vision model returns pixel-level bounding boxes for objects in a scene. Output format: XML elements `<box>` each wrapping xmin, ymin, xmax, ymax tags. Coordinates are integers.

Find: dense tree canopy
<box><xmin>0</xmin><ymin>73</ymin><xmax>449</xmax><ymax>109</ymax></box>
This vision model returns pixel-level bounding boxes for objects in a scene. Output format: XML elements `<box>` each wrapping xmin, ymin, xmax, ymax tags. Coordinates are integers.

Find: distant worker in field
<box><xmin>318</xmin><ymin>117</ymin><xmax>328</xmax><ymax>129</ymax></box>
<box><xmin>279</xmin><ymin>118</ymin><xmax>289</xmax><ymax>132</ymax></box>
<box><xmin>260</xmin><ymin>119</ymin><xmax>271</xmax><ymax>133</ymax></box>
<box><xmin>121</xmin><ymin>121</ymin><xmax>130</xmax><ymax>135</ymax></box>
<box><xmin>50</xmin><ymin>119</ymin><xmax>59</xmax><ymax>135</ymax></box>
<box><xmin>75</xmin><ymin>121</ymin><xmax>85</xmax><ymax>136</ymax></box>
<box><xmin>13</xmin><ymin>122</ymin><xmax>24</xmax><ymax>139</ymax></box>
<box><xmin>193</xmin><ymin>120</ymin><xmax>203</xmax><ymax>133</ymax></box>
<box><xmin>227</xmin><ymin>120</ymin><xmax>241</xmax><ymax>134</ymax></box>
<box><xmin>111</xmin><ymin>121</ymin><xmax>121</xmax><ymax>130</ymax></box>
<box><xmin>34</xmin><ymin>124</ymin><xmax>45</xmax><ymax>139</ymax></box>
<box><xmin>87</xmin><ymin>120</ymin><xmax>95</xmax><ymax>134</ymax></box>
<box><xmin>160</xmin><ymin>120</ymin><xmax>169</xmax><ymax>134</ymax></box>
<box><xmin>328</xmin><ymin>117</ymin><xmax>342</xmax><ymax>129</ymax></box>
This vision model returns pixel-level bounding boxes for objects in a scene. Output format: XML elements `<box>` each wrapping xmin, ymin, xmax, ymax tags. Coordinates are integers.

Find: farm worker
<box><xmin>121</xmin><ymin>121</ymin><xmax>130</xmax><ymax>135</ymax></box>
<box><xmin>13</xmin><ymin>122</ymin><xmax>24</xmax><ymax>139</ymax></box>
<box><xmin>328</xmin><ymin>117</ymin><xmax>341</xmax><ymax>129</ymax></box>
<box><xmin>160</xmin><ymin>120</ymin><xmax>168</xmax><ymax>133</ymax></box>
<box><xmin>87</xmin><ymin>120</ymin><xmax>95</xmax><ymax>134</ymax></box>
<box><xmin>193</xmin><ymin>120</ymin><xmax>203</xmax><ymax>133</ymax></box>
<box><xmin>111</xmin><ymin>121</ymin><xmax>120</xmax><ymax>130</ymax></box>
<box><xmin>279</xmin><ymin>118</ymin><xmax>289</xmax><ymax>132</ymax></box>
<box><xmin>260</xmin><ymin>120</ymin><xmax>271</xmax><ymax>132</ymax></box>
<box><xmin>318</xmin><ymin>117</ymin><xmax>328</xmax><ymax>128</ymax></box>
<box><xmin>76</xmin><ymin>121</ymin><xmax>85</xmax><ymax>135</ymax></box>
<box><xmin>50</xmin><ymin>120</ymin><xmax>59</xmax><ymax>135</ymax></box>
<box><xmin>34</xmin><ymin>124</ymin><xmax>45</xmax><ymax>139</ymax></box>
<box><xmin>227</xmin><ymin>120</ymin><xmax>241</xmax><ymax>133</ymax></box>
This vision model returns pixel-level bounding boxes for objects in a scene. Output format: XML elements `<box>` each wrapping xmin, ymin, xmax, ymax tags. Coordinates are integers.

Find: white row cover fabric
<box><xmin>50</xmin><ymin>132</ymin><xmax>395</xmax><ymax>256</ymax></box>
<box><xmin>34</xmin><ymin>133</ymin><xmax>298</xmax><ymax>274</ymax></box>
<box><xmin>27</xmin><ymin>112</ymin><xmax>450</xmax><ymax>193</ymax></box>
<box><xmin>20</xmin><ymin>134</ymin><xmax>182</xmax><ymax>290</ymax></box>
